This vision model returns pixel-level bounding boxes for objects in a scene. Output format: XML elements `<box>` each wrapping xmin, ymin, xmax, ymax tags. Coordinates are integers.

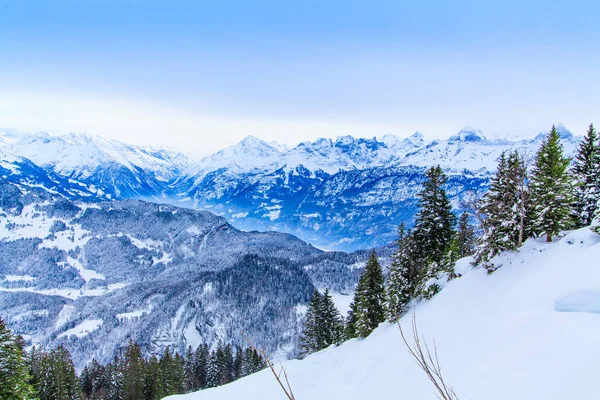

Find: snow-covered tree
<box><xmin>354</xmin><ymin>251</ymin><xmax>386</xmax><ymax>338</ymax></box>
<box><xmin>386</xmin><ymin>224</ymin><xmax>422</xmax><ymax>321</ymax></box>
<box><xmin>0</xmin><ymin>317</ymin><xmax>34</xmax><ymax>400</ymax></box>
<box><xmin>299</xmin><ymin>290</ymin><xmax>322</xmax><ymax>357</ymax></box>
<box><xmin>412</xmin><ymin>165</ymin><xmax>457</xmax><ymax>273</ymax></box>
<box><xmin>318</xmin><ymin>289</ymin><xmax>344</xmax><ymax>348</ymax></box>
<box><xmin>571</xmin><ymin>123</ymin><xmax>600</xmax><ymax>227</ymax></box>
<box><xmin>530</xmin><ymin>126</ymin><xmax>573</xmax><ymax>242</ymax></box>
<box><xmin>455</xmin><ymin>211</ymin><xmax>476</xmax><ymax>259</ymax></box>
<box><xmin>474</xmin><ymin>150</ymin><xmax>529</xmax><ymax>270</ymax></box>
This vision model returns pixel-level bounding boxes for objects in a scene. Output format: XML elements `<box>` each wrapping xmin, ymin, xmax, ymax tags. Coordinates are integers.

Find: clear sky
<box><xmin>1</xmin><ymin>0</ymin><xmax>599</xmax><ymax>155</ymax></box>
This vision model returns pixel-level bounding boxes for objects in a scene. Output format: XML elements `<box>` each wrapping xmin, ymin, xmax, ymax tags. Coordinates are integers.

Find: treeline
<box><xmin>0</xmin><ymin>316</ymin><xmax>265</xmax><ymax>399</ymax></box>
<box><xmin>300</xmin><ymin>124</ymin><xmax>600</xmax><ymax>355</ymax></box>
<box><xmin>300</xmin><ymin>162</ymin><xmax>474</xmax><ymax>353</ymax></box>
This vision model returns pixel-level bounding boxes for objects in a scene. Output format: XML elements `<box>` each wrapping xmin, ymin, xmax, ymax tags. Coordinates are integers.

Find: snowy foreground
<box><xmin>168</xmin><ymin>228</ymin><xmax>600</xmax><ymax>400</ymax></box>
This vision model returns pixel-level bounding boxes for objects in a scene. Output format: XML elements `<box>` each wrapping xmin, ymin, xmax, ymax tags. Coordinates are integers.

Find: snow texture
<box><xmin>171</xmin><ymin>228</ymin><xmax>600</xmax><ymax>400</ymax></box>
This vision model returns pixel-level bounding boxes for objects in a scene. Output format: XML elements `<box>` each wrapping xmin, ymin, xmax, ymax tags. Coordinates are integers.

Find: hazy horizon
<box><xmin>1</xmin><ymin>0</ymin><xmax>599</xmax><ymax>155</ymax></box>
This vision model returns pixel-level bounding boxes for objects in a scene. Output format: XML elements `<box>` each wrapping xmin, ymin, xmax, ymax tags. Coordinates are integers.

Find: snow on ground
<box><xmin>320</xmin><ymin>289</ymin><xmax>354</xmax><ymax>315</ymax></box>
<box><xmin>58</xmin><ymin>319</ymin><xmax>103</xmax><ymax>339</ymax></box>
<box><xmin>169</xmin><ymin>228</ymin><xmax>600</xmax><ymax>400</ymax></box>
<box><xmin>1</xmin><ymin>274</ymin><xmax>36</xmax><ymax>282</ymax></box>
<box><xmin>0</xmin><ymin>282</ymin><xmax>129</xmax><ymax>300</ymax></box>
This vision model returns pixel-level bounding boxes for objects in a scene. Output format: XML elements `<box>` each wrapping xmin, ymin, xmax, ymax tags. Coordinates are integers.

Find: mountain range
<box><xmin>0</xmin><ymin>125</ymin><xmax>581</xmax><ymax>250</ymax></box>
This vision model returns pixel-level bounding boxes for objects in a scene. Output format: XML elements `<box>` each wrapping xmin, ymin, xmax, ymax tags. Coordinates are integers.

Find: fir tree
<box><xmin>455</xmin><ymin>212</ymin><xmax>476</xmax><ymax>259</ymax></box>
<box><xmin>344</xmin><ymin>300</ymin><xmax>358</xmax><ymax>339</ymax></box>
<box><xmin>122</xmin><ymin>340</ymin><xmax>145</xmax><ymax>400</ymax></box>
<box><xmin>354</xmin><ymin>251</ymin><xmax>386</xmax><ymax>338</ymax></box>
<box><xmin>299</xmin><ymin>290</ymin><xmax>323</xmax><ymax>357</ymax></box>
<box><xmin>318</xmin><ymin>289</ymin><xmax>344</xmax><ymax>348</ymax></box>
<box><xmin>530</xmin><ymin>125</ymin><xmax>573</xmax><ymax>242</ymax></box>
<box><xmin>474</xmin><ymin>151</ymin><xmax>529</xmax><ymax>270</ymax></box>
<box><xmin>412</xmin><ymin>165</ymin><xmax>457</xmax><ymax>276</ymax></box>
<box><xmin>0</xmin><ymin>317</ymin><xmax>35</xmax><ymax>400</ymax></box>
<box><xmin>571</xmin><ymin>123</ymin><xmax>600</xmax><ymax>227</ymax></box>
<box><xmin>386</xmin><ymin>225</ymin><xmax>423</xmax><ymax>321</ymax></box>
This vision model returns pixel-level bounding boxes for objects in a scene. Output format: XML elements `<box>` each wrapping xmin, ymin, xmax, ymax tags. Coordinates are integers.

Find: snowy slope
<box><xmin>171</xmin><ymin>228</ymin><xmax>600</xmax><ymax>400</ymax></box>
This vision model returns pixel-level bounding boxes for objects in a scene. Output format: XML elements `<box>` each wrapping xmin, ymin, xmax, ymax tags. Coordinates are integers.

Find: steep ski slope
<box><xmin>172</xmin><ymin>228</ymin><xmax>600</xmax><ymax>400</ymax></box>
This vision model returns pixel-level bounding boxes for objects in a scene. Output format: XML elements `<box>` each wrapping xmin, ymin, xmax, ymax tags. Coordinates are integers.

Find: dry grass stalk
<box><xmin>398</xmin><ymin>314</ymin><xmax>459</xmax><ymax>400</ymax></box>
<box><xmin>241</xmin><ymin>331</ymin><xmax>296</xmax><ymax>400</ymax></box>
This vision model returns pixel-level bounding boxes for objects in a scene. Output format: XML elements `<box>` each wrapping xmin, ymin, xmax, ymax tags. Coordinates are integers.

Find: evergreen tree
<box><xmin>0</xmin><ymin>317</ymin><xmax>35</xmax><ymax>400</ymax></box>
<box><xmin>233</xmin><ymin>346</ymin><xmax>243</xmax><ymax>381</ymax></box>
<box><xmin>412</xmin><ymin>165</ymin><xmax>457</xmax><ymax>272</ymax></box>
<box><xmin>530</xmin><ymin>125</ymin><xmax>573</xmax><ymax>242</ymax></box>
<box><xmin>143</xmin><ymin>355</ymin><xmax>162</xmax><ymax>400</ymax></box>
<box><xmin>299</xmin><ymin>290</ymin><xmax>322</xmax><ymax>357</ymax></box>
<box><xmin>474</xmin><ymin>151</ymin><xmax>529</xmax><ymax>270</ymax></box>
<box><xmin>571</xmin><ymin>123</ymin><xmax>600</xmax><ymax>227</ymax></box>
<box><xmin>354</xmin><ymin>251</ymin><xmax>386</xmax><ymax>338</ymax></box>
<box><xmin>386</xmin><ymin>225</ymin><xmax>422</xmax><ymax>321</ymax></box>
<box><xmin>455</xmin><ymin>212</ymin><xmax>476</xmax><ymax>258</ymax></box>
<box><xmin>318</xmin><ymin>289</ymin><xmax>344</xmax><ymax>348</ymax></box>
<box><xmin>36</xmin><ymin>346</ymin><xmax>81</xmax><ymax>400</ymax></box>
<box><xmin>80</xmin><ymin>366</ymin><xmax>93</xmax><ymax>399</ymax></box>
<box><xmin>344</xmin><ymin>300</ymin><xmax>358</xmax><ymax>339</ymax></box>
<box><xmin>122</xmin><ymin>340</ymin><xmax>145</xmax><ymax>400</ymax></box>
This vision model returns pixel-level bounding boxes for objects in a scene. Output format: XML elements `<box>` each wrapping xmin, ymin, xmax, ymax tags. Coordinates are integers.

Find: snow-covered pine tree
<box><xmin>319</xmin><ymin>289</ymin><xmax>344</xmax><ymax>348</ymax></box>
<box><xmin>386</xmin><ymin>224</ymin><xmax>418</xmax><ymax>322</ymax></box>
<box><xmin>122</xmin><ymin>340</ymin><xmax>145</xmax><ymax>400</ymax></box>
<box><xmin>354</xmin><ymin>251</ymin><xmax>386</xmax><ymax>338</ymax></box>
<box><xmin>0</xmin><ymin>317</ymin><xmax>34</xmax><ymax>400</ymax></box>
<box><xmin>474</xmin><ymin>151</ymin><xmax>528</xmax><ymax>270</ymax></box>
<box><xmin>412</xmin><ymin>165</ymin><xmax>457</xmax><ymax>275</ymax></box>
<box><xmin>344</xmin><ymin>300</ymin><xmax>358</xmax><ymax>339</ymax></box>
<box><xmin>530</xmin><ymin>125</ymin><xmax>573</xmax><ymax>242</ymax></box>
<box><xmin>571</xmin><ymin>123</ymin><xmax>600</xmax><ymax>227</ymax></box>
<box><xmin>299</xmin><ymin>290</ymin><xmax>323</xmax><ymax>357</ymax></box>
<box><xmin>455</xmin><ymin>212</ymin><xmax>476</xmax><ymax>259</ymax></box>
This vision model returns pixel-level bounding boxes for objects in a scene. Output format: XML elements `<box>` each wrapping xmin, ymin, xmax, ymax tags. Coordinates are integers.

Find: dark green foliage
<box><xmin>354</xmin><ymin>252</ymin><xmax>386</xmax><ymax>338</ymax></box>
<box><xmin>32</xmin><ymin>345</ymin><xmax>81</xmax><ymax>400</ymax></box>
<box><xmin>455</xmin><ymin>212</ymin><xmax>476</xmax><ymax>259</ymax></box>
<box><xmin>299</xmin><ymin>289</ymin><xmax>344</xmax><ymax>357</ymax></box>
<box><xmin>412</xmin><ymin>165</ymin><xmax>457</xmax><ymax>270</ymax></box>
<box><xmin>571</xmin><ymin>123</ymin><xmax>600</xmax><ymax>227</ymax></box>
<box><xmin>386</xmin><ymin>225</ymin><xmax>424</xmax><ymax>321</ymax></box>
<box><xmin>530</xmin><ymin>126</ymin><xmax>573</xmax><ymax>242</ymax></box>
<box><xmin>474</xmin><ymin>151</ymin><xmax>529</xmax><ymax>270</ymax></box>
<box><xmin>0</xmin><ymin>317</ymin><xmax>35</xmax><ymax>400</ymax></box>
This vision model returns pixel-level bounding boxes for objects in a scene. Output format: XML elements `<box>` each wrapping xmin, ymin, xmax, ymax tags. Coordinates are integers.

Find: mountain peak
<box><xmin>449</xmin><ymin>127</ymin><xmax>485</xmax><ymax>142</ymax></box>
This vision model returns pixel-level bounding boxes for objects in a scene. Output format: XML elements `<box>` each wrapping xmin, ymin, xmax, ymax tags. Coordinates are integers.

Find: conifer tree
<box><xmin>319</xmin><ymin>289</ymin><xmax>344</xmax><ymax>348</ymax></box>
<box><xmin>344</xmin><ymin>300</ymin><xmax>358</xmax><ymax>339</ymax></box>
<box><xmin>571</xmin><ymin>123</ymin><xmax>600</xmax><ymax>227</ymax></box>
<box><xmin>474</xmin><ymin>151</ymin><xmax>529</xmax><ymax>270</ymax></box>
<box><xmin>386</xmin><ymin>225</ymin><xmax>423</xmax><ymax>321</ymax></box>
<box><xmin>412</xmin><ymin>165</ymin><xmax>457</xmax><ymax>274</ymax></box>
<box><xmin>455</xmin><ymin>212</ymin><xmax>476</xmax><ymax>258</ymax></box>
<box><xmin>299</xmin><ymin>290</ymin><xmax>322</xmax><ymax>357</ymax></box>
<box><xmin>530</xmin><ymin>126</ymin><xmax>573</xmax><ymax>241</ymax></box>
<box><xmin>143</xmin><ymin>355</ymin><xmax>163</xmax><ymax>400</ymax></box>
<box><xmin>0</xmin><ymin>317</ymin><xmax>35</xmax><ymax>400</ymax></box>
<box><xmin>354</xmin><ymin>251</ymin><xmax>386</xmax><ymax>338</ymax></box>
<box><xmin>122</xmin><ymin>340</ymin><xmax>145</xmax><ymax>400</ymax></box>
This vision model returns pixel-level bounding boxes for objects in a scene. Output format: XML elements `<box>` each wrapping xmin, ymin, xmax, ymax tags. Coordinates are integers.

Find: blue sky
<box><xmin>1</xmin><ymin>0</ymin><xmax>599</xmax><ymax>154</ymax></box>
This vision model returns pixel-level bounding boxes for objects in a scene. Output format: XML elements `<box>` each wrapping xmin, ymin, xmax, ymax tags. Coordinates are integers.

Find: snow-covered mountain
<box><xmin>4</xmin><ymin>132</ymin><xmax>190</xmax><ymax>198</ymax></box>
<box><xmin>0</xmin><ymin>126</ymin><xmax>582</xmax><ymax>250</ymax></box>
<box><xmin>171</xmin><ymin>227</ymin><xmax>600</xmax><ymax>400</ymax></box>
<box><xmin>0</xmin><ymin>181</ymin><xmax>374</xmax><ymax>369</ymax></box>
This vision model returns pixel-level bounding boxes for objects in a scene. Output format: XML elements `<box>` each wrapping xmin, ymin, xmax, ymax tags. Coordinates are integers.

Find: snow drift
<box><xmin>169</xmin><ymin>227</ymin><xmax>600</xmax><ymax>400</ymax></box>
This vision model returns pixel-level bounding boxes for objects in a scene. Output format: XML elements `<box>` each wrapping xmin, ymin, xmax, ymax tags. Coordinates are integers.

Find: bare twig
<box><xmin>241</xmin><ymin>331</ymin><xmax>296</xmax><ymax>400</ymax></box>
<box><xmin>398</xmin><ymin>314</ymin><xmax>459</xmax><ymax>400</ymax></box>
